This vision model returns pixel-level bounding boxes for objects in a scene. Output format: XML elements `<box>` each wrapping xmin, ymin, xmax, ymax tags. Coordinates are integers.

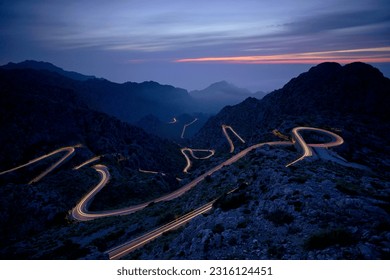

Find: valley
<box><xmin>0</xmin><ymin>61</ymin><xmax>389</xmax><ymax>260</ymax></box>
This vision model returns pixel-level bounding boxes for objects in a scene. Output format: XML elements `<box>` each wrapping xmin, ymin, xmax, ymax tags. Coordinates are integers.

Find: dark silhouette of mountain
<box><xmin>79</xmin><ymin>78</ymin><xmax>193</xmax><ymax>122</ymax></box>
<box><xmin>259</xmin><ymin>62</ymin><xmax>390</xmax><ymax>118</ymax></box>
<box><xmin>0</xmin><ymin>68</ymin><xmax>184</xmax><ymax>173</ymax></box>
<box><xmin>1</xmin><ymin>60</ymin><xmax>96</xmax><ymax>81</ymax></box>
<box><xmin>136</xmin><ymin>81</ymin><xmax>265</xmax><ymax>139</ymax></box>
<box><xmin>1</xmin><ymin>61</ymin><xmax>269</xmax><ymax>138</ymax></box>
<box><xmin>193</xmin><ymin>62</ymin><xmax>390</xmax><ymax>168</ymax></box>
<box><xmin>0</xmin><ymin>60</ymin><xmax>193</xmax><ymax>123</ymax></box>
<box><xmin>190</xmin><ymin>80</ymin><xmax>266</xmax><ymax>113</ymax></box>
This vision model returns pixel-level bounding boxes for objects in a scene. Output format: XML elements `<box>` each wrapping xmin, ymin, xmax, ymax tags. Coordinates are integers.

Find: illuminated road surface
<box><xmin>0</xmin><ymin>146</ymin><xmax>77</xmax><ymax>184</ymax></box>
<box><xmin>0</xmin><ymin>127</ymin><xmax>345</xmax><ymax>222</ymax></box>
<box><xmin>181</xmin><ymin>118</ymin><xmax>198</xmax><ymax>139</ymax></box>
<box><xmin>180</xmin><ymin>148</ymin><xmax>215</xmax><ymax>173</ymax></box>
<box><xmin>72</xmin><ymin>140</ymin><xmax>293</xmax><ymax>221</ymax></box>
<box><xmin>168</xmin><ymin>117</ymin><xmax>177</xmax><ymax>124</ymax></box>
<box><xmin>71</xmin><ymin>165</ymin><xmax>115</xmax><ymax>221</ymax></box>
<box><xmin>272</xmin><ymin>129</ymin><xmax>290</xmax><ymax>141</ymax></box>
<box><xmin>222</xmin><ymin>124</ymin><xmax>246</xmax><ymax>153</ymax></box>
<box><xmin>286</xmin><ymin>127</ymin><xmax>344</xmax><ymax>167</ymax></box>
<box><xmin>139</xmin><ymin>169</ymin><xmax>166</xmax><ymax>176</ymax></box>
<box><xmin>107</xmin><ymin>201</ymin><xmax>215</xmax><ymax>260</ymax></box>
<box><xmin>0</xmin><ymin>127</ymin><xmax>346</xmax><ymax>256</ymax></box>
<box><xmin>105</xmin><ymin>127</ymin><xmax>345</xmax><ymax>258</ymax></box>
<box><xmin>73</xmin><ymin>156</ymin><xmax>101</xmax><ymax>170</ymax></box>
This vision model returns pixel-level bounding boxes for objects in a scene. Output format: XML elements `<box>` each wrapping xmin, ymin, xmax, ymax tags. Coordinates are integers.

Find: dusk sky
<box><xmin>1</xmin><ymin>0</ymin><xmax>389</xmax><ymax>92</ymax></box>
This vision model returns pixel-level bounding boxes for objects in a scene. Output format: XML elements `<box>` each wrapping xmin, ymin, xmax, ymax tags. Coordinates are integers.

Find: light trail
<box><xmin>168</xmin><ymin>117</ymin><xmax>177</xmax><ymax>124</ymax></box>
<box><xmin>0</xmin><ymin>127</ymin><xmax>346</xmax><ymax>253</ymax></box>
<box><xmin>139</xmin><ymin>169</ymin><xmax>166</xmax><ymax>176</ymax></box>
<box><xmin>0</xmin><ymin>146</ymin><xmax>77</xmax><ymax>184</ymax></box>
<box><xmin>106</xmin><ymin>127</ymin><xmax>345</xmax><ymax>259</ymax></box>
<box><xmin>107</xmin><ymin>201</ymin><xmax>214</xmax><ymax>260</ymax></box>
<box><xmin>181</xmin><ymin>118</ymin><xmax>198</xmax><ymax>139</ymax></box>
<box><xmin>73</xmin><ymin>156</ymin><xmax>101</xmax><ymax>170</ymax></box>
<box><xmin>71</xmin><ymin>165</ymin><xmax>115</xmax><ymax>221</ymax></box>
<box><xmin>272</xmin><ymin>129</ymin><xmax>290</xmax><ymax>141</ymax></box>
<box><xmin>180</xmin><ymin>148</ymin><xmax>215</xmax><ymax>173</ymax></box>
<box><xmin>72</xmin><ymin>140</ymin><xmax>293</xmax><ymax>221</ymax></box>
<box><xmin>286</xmin><ymin>127</ymin><xmax>344</xmax><ymax>167</ymax></box>
<box><xmin>222</xmin><ymin>124</ymin><xmax>246</xmax><ymax>153</ymax></box>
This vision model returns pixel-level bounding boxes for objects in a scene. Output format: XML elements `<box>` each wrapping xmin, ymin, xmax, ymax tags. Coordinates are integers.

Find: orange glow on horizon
<box><xmin>175</xmin><ymin>47</ymin><xmax>390</xmax><ymax>64</ymax></box>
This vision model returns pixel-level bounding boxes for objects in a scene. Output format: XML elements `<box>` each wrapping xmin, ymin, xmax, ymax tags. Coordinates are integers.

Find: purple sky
<box><xmin>1</xmin><ymin>0</ymin><xmax>389</xmax><ymax>92</ymax></box>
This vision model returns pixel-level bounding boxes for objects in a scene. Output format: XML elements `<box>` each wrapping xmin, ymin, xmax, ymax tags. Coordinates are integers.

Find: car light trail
<box><xmin>181</xmin><ymin>118</ymin><xmax>198</xmax><ymax>139</ymax></box>
<box><xmin>181</xmin><ymin>148</ymin><xmax>215</xmax><ymax>173</ymax></box>
<box><xmin>222</xmin><ymin>125</ymin><xmax>246</xmax><ymax>153</ymax></box>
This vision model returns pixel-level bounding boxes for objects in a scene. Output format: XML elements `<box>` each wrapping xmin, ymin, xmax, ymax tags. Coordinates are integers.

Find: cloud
<box><xmin>283</xmin><ymin>10</ymin><xmax>390</xmax><ymax>35</ymax></box>
<box><xmin>1</xmin><ymin>0</ymin><xmax>389</xmax><ymax>61</ymax></box>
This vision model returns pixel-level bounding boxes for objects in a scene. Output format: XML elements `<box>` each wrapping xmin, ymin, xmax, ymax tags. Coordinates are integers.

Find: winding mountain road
<box><xmin>168</xmin><ymin>117</ymin><xmax>177</xmax><ymax>124</ymax></box>
<box><xmin>139</xmin><ymin>169</ymin><xmax>166</xmax><ymax>176</ymax></box>
<box><xmin>103</xmin><ymin>127</ymin><xmax>346</xmax><ymax>258</ymax></box>
<box><xmin>0</xmin><ymin>126</ymin><xmax>346</xmax><ymax>257</ymax></box>
<box><xmin>180</xmin><ymin>148</ymin><xmax>215</xmax><ymax>173</ymax></box>
<box><xmin>222</xmin><ymin>124</ymin><xmax>246</xmax><ymax>153</ymax></box>
<box><xmin>107</xmin><ymin>200</ymin><xmax>215</xmax><ymax>260</ymax></box>
<box><xmin>181</xmin><ymin>118</ymin><xmax>198</xmax><ymax>139</ymax></box>
<box><xmin>73</xmin><ymin>156</ymin><xmax>101</xmax><ymax>170</ymax></box>
<box><xmin>0</xmin><ymin>146</ymin><xmax>78</xmax><ymax>184</ymax></box>
<box><xmin>286</xmin><ymin>127</ymin><xmax>344</xmax><ymax>167</ymax></box>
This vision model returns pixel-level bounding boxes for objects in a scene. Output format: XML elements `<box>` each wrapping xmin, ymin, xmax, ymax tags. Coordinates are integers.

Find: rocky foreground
<box><xmin>126</xmin><ymin>145</ymin><xmax>390</xmax><ymax>260</ymax></box>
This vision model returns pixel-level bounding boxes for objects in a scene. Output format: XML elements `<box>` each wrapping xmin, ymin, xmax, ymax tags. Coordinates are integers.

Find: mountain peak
<box><xmin>209</xmin><ymin>80</ymin><xmax>231</xmax><ymax>87</ymax></box>
<box><xmin>1</xmin><ymin>60</ymin><xmax>96</xmax><ymax>81</ymax></box>
<box><xmin>205</xmin><ymin>80</ymin><xmax>244</xmax><ymax>91</ymax></box>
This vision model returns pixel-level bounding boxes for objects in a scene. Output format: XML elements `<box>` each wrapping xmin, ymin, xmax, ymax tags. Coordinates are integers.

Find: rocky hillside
<box><xmin>193</xmin><ymin>62</ymin><xmax>390</xmax><ymax>170</ymax></box>
<box><xmin>126</xmin><ymin>147</ymin><xmax>390</xmax><ymax>260</ymax></box>
<box><xmin>1</xmin><ymin>62</ymin><xmax>389</xmax><ymax>260</ymax></box>
<box><xmin>0</xmin><ymin>68</ymin><xmax>187</xmax><ymax>255</ymax></box>
<box><xmin>0</xmin><ymin>68</ymin><xmax>184</xmax><ymax>172</ymax></box>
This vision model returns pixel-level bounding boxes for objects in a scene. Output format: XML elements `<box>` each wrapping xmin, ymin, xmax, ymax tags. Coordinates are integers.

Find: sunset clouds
<box><xmin>1</xmin><ymin>0</ymin><xmax>389</xmax><ymax>91</ymax></box>
<box><xmin>175</xmin><ymin>48</ymin><xmax>390</xmax><ymax>64</ymax></box>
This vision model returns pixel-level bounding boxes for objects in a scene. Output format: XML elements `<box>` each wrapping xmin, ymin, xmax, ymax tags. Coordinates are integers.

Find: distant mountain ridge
<box><xmin>0</xmin><ymin>60</ymin><xmax>268</xmax><ymax>140</ymax></box>
<box><xmin>1</xmin><ymin>60</ymin><xmax>96</xmax><ymax>81</ymax></box>
<box><xmin>0</xmin><ymin>60</ymin><xmax>193</xmax><ymax>122</ymax></box>
<box><xmin>1</xmin><ymin>61</ymin><xmax>265</xmax><ymax>126</ymax></box>
<box><xmin>190</xmin><ymin>80</ymin><xmax>266</xmax><ymax>113</ymax></box>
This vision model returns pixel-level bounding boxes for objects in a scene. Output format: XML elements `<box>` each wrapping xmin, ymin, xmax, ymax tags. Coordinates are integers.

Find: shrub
<box><xmin>237</xmin><ymin>220</ymin><xmax>248</xmax><ymax>228</ymax></box>
<box><xmin>267</xmin><ymin>245</ymin><xmax>285</xmax><ymax>259</ymax></box>
<box><xmin>213</xmin><ymin>192</ymin><xmax>250</xmax><ymax>211</ymax></box>
<box><xmin>264</xmin><ymin>209</ymin><xmax>294</xmax><ymax>226</ymax></box>
<box><xmin>335</xmin><ymin>181</ymin><xmax>360</xmax><ymax>195</ymax></box>
<box><xmin>292</xmin><ymin>201</ymin><xmax>303</xmax><ymax>212</ymax></box>
<box><xmin>289</xmin><ymin>175</ymin><xmax>308</xmax><ymax>184</ymax></box>
<box><xmin>212</xmin><ymin>223</ymin><xmax>225</xmax><ymax>234</ymax></box>
<box><xmin>304</xmin><ymin>228</ymin><xmax>356</xmax><ymax>250</ymax></box>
